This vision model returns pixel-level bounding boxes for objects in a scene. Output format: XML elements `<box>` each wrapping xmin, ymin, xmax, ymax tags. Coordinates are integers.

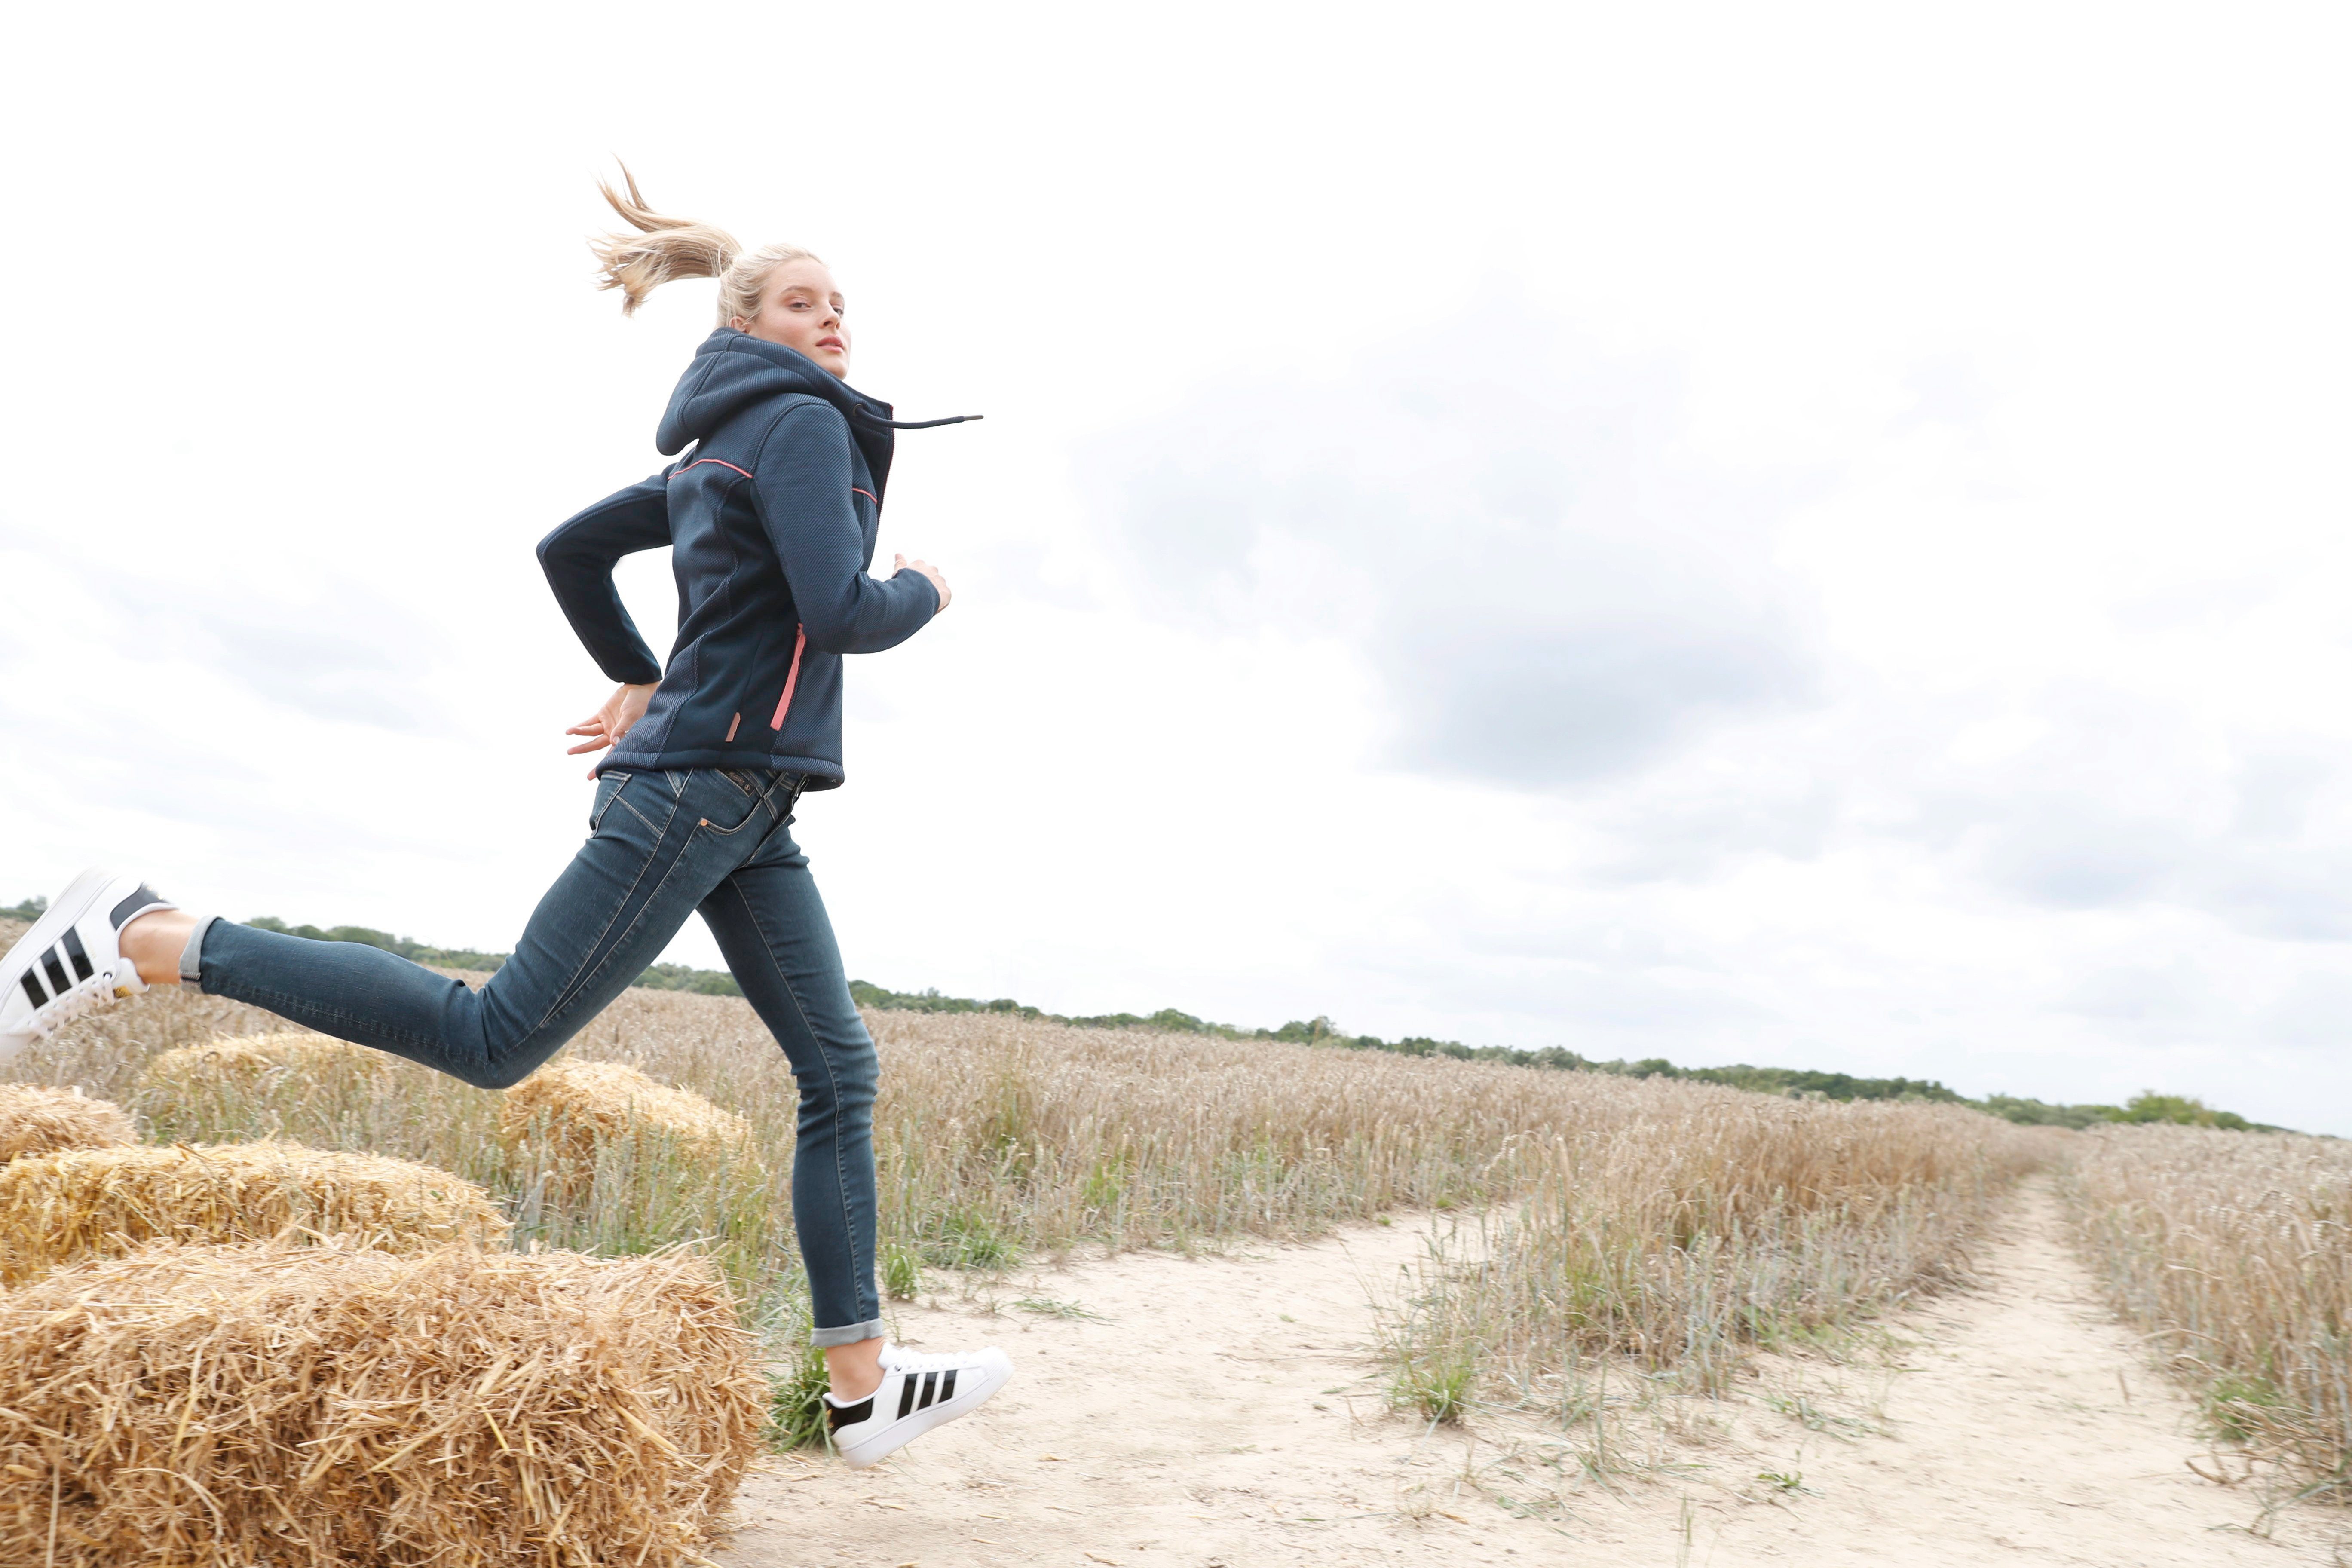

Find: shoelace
<box><xmin>31</xmin><ymin>974</ymin><xmax>116</xmax><ymax>1038</ymax></box>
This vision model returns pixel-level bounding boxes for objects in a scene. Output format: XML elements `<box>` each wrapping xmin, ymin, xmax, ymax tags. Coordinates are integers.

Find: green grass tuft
<box><xmin>763</xmin><ymin>1337</ymin><xmax>833</xmax><ymax>1453</ymax></box>
<box><xmin>1394</xmin><ymin>1343</ymin><xmax>1479</xmax><ymax>1424</ymax></box>
<box><xmin>882</xmin><ymin>1244</ymin><xmax>922</xmax><ymax>1301</ymax></box>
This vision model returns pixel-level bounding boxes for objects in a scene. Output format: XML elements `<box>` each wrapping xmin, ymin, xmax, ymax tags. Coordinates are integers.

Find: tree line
<box><xmin>0</xmin><ymin>899</ymin><xmax>2282</xmax><ymax>1131</ymax></box>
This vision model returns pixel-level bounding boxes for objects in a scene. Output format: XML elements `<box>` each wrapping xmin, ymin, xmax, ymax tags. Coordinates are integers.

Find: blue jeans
<box><xmin>192</xmin><ymin>766</ymin><xmax>883</xmax><ymax>1346</ymax></box>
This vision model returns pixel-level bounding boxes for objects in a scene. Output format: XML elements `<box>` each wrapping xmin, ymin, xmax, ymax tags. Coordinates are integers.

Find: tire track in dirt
<box><xmin>712</xmin><ymin>1185</ymin><xmax>2341</xmax><ymax>1566</ymax></box>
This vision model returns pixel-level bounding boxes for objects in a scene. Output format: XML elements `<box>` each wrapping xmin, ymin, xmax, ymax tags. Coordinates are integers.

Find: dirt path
<box><xmin>1658</xmin><ymin>1184</ymin><xmax>2341</xmax><ymax>1565</ymax></box>
<box><xmin>712</xmin><ymin>1187</ymin><xmax>2341</xmax><ymax>1566</ymax></box>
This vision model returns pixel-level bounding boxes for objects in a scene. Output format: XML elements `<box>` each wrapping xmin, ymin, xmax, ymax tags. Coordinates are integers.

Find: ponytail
<box><xmin>591</xmin><ymin>164</ymin><xmax>823</xmax><ymax>326</ymax></box>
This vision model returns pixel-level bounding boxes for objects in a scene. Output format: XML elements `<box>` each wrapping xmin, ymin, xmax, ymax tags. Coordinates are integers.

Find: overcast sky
<box><xmin>5</xmin><ymin>5</ymin><xmax>2350</xmax><ymax>1131</ymax></box>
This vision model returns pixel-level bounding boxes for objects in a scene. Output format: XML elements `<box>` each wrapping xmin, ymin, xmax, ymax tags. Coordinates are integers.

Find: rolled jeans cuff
<box><xmin>809</xmin><ymin>1317</ymin><xmax>885</xmax><ymax>1349</ymax></box>
<box><xmin>178</xmin><ymin>915</ymin><xmax>220</xmax><ymax>991</ymax></box>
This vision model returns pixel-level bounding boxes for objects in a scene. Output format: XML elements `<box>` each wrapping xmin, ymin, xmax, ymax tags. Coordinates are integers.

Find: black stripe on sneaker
<box><xmin>107</xmin><ymin>885</ymin><xmax>166</xmax><ymax>931</ymax></box>
<box><xmin>61</xmin><ymin>928</ymin><xmax>93</xmax><ymax>981</ymax></box>
<box><xmin>897</xmin><ymin>1375</ymin><xmax>919</xmax><ymax>1420</ymax></box>
<box><xmin>827</xmin><ymin>1396</ymin><xmax>873</xmax><ymax>1433</ymax></box>
<box><xmin>41</xmin><ymin>950</ymin><xmax>71</xmax><ymax>998</ymax></box>
<box><xmin>917</xmin><ymin>1371</ymin><xmax>939</xmax><ymax>1411</ymax></box>
<box><xmin>940</xmin><ymin>1368</ymin><xmax>957</xmax><ymax>1402</ymax></box>
<box><xmin>19</xmin><ymin>970</ymin><xmax>47</xmax><ymax>1008</ymax></box>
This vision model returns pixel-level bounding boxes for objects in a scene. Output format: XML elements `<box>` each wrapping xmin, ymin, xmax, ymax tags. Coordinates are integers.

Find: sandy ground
<box><xmin>717</xmin><ymin>1183</ymin><xmax>2343</xmax><ymax>1568</ymax></box>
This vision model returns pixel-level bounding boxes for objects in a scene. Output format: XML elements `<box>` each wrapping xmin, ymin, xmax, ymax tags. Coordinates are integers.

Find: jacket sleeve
<box><xmin>752</xmin><ymin>404</ymin><xmax>941</xmax><ymax>655</ymax></box>
<box><xmin>535</xmin><ymin>472</ymin><xmax>673</xmax><ymax>685</ymax></box>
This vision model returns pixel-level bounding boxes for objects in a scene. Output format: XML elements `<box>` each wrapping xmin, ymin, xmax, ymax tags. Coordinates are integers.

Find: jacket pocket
<box><xmin>769</xmin><ymin>624</ymin><xmax>808</xmax><ymax>731</ymax></box>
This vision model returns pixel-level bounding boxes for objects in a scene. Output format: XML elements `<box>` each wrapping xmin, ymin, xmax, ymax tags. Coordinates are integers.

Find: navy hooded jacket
<box><xmin>536</xmin><ymin>330</ymin><xmax>946</xmax><ymax>789</ymax></box>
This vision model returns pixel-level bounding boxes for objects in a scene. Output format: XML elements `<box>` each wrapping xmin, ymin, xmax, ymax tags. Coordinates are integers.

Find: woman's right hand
<box><xmin>566</xmin><ymin>682</ymin><xmax>657</xmax><ymax>775</ymax></box>
<box><xmin>895</xmin><ymin>554</ymin><xmax>952</xmax><ymax>614</ymax></box>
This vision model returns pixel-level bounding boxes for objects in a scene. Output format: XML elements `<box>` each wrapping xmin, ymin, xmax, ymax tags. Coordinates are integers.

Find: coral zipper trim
<box><xmin>770</xmin><ymin>625</ymin><xmax>807</xmax><ymax>730</ymax></box>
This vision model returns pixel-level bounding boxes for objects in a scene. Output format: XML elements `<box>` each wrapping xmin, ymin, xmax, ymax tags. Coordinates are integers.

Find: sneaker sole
<box><xmin>837</xmin><ymin>1360</ymin><xmax>1013</xmax><ymax>1469</ymax></box>
<box><xmin>0</xmin><ymin>868</ymin><xmax>141</xmax><ymax>1066</ymax></box>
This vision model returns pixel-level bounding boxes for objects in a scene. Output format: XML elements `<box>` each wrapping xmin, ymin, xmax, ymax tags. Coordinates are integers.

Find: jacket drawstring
<box><xmin>862</xmin><ymin>413</ymin><xmax>985</xmax><ymax>429</ymax></box>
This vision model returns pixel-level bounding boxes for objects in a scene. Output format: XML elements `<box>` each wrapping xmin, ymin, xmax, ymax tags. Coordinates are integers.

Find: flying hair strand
<box><xmin>589</xmin><ymin>163</ymin><xmax>823</xmax><ymax>326</ymax></box>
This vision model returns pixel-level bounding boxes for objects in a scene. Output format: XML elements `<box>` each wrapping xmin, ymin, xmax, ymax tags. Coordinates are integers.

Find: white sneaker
<box><xmin>0</xmin><ymin>869</ymin><xmax>175</xmax><ymax>1066</ymax></box>
<box><xmin>825</xmin><ymin>1345</ymin><xmax>1013</xmax><ymax>1469</ymax></box>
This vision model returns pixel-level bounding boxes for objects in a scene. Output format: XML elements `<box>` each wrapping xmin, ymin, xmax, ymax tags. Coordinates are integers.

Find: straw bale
<box><xmin>139</xmin><ymin>1029</ymin><xmax>387</xmax><ymax>1091</ymax></box>
<box><xmin>0</xmin><ymin>1139</ymin><xmax>508</xmax><ymax>1285</ymax></box>
<box><xmin>0</xmin><ymin>1238</ymin><xmax>765</xmax><ymax>1568</ymax></box>
<box><xmin>497</xmin><ymin>1058</ymin><xmax>752</xmax><ymax>1169</ymax></box>
<box><xmin>0</xmin><ymin>1084</ymin><xmax>133</xmax><ymax>1162</ymax></box>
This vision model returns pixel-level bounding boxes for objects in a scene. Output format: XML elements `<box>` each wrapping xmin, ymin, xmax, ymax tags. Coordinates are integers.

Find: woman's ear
<box><xmin>728</xmin><ymin>316</ymin><xmax>749</xmax><ymax>332</ymax></box>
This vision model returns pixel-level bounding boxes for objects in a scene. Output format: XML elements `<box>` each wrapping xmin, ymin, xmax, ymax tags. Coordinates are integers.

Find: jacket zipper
<box><xmin>769</xmin><ymin>624</ymin><xmax>807</xmax><ymax>731</ymax></box>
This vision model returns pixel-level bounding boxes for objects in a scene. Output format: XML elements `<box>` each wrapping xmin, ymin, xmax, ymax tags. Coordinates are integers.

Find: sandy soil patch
<box><xmin>1657</xmin><ymin>1184</ymin><xmax>2345</xmax><ymax>1565</ymax></box>
<box><xmin>712</xmin><ymin>1185</ymin><xmax>2343</xmax><ymax>1567</ymax></box>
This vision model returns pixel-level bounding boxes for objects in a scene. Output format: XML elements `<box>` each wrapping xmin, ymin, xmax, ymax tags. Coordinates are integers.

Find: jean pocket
<box><xmin>689</xmin><ymin>770</ymin><xmax>769</xmax><ymax>836</ymax></box>
<box><xmin>589</xmin><ymin>772</ymin><xmax>632</xmax><ymax>833</ymax></box>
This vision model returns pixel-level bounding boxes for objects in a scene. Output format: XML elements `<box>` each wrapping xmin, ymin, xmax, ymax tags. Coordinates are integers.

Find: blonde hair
<box><xmin>590</xmin><ymin>165</ymin><xmax>823</xmax><ymax>326</ymax></box>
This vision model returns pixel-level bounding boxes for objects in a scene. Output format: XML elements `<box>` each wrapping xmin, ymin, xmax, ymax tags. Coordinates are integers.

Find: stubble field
<box><xmin>2</xmin><ymin>913</ymin><xmax>2346</xmax><ymax>1560</ymax></box>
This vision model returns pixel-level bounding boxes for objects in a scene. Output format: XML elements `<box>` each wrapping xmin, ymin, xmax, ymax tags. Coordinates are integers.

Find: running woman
<box><xmin>0</xmin><ymin>170</ymin><xmax>1008</xmax><ymax>1469</ymax></box>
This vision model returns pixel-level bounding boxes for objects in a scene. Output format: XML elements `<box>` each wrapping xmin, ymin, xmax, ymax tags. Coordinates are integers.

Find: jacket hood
<box><xmin>657</xmin><ymin>329</ymin><xmax>900</xmax><ymax>491</ymax></box>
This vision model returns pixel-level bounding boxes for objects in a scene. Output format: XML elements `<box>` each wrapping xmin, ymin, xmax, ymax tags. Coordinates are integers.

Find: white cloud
<box><xmin>3</xmin><ymin>2</ymin><xmax>2351</xmax><ymax>1132</ymax></box>
<box><xmin>1086</xmin><ymin>300</ymin><xmax>1822</xmax><ymax>788</ymax></box>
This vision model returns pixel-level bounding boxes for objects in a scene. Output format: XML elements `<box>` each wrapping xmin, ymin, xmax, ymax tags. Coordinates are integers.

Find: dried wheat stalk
<box><xmin>0</xmin><ymin>1238</ymin><xmax>765</xmax><ymax>1567</ymax></box>
<box><xmin>0</xmin><ymin>1084</ymin><xmax>132</xmax><ymax>1163</ymax></box>
<box><xmin>0</xmin><ymin>1140</ymin><xmax>510</xmax><ymax>1284</ymax></box>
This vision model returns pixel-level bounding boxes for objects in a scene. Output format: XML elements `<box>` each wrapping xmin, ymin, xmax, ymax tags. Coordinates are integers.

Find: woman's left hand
<box><xmin>566</xmin><ymin>683</ymin><xmax>658</xmax><ymax>775</ymax></box>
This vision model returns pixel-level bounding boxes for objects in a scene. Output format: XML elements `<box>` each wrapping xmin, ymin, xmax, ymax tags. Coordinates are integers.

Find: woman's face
<box><xmin>733</xmin><ymin>258</ymin><xmax>851</xmax><ymax>379</ymax></box>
